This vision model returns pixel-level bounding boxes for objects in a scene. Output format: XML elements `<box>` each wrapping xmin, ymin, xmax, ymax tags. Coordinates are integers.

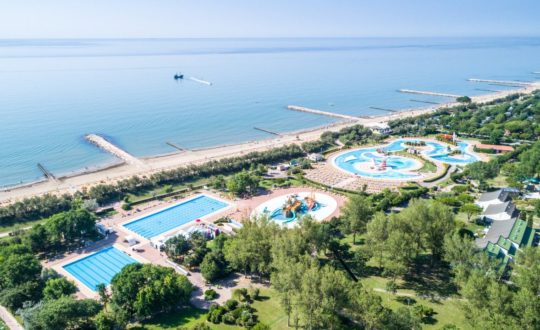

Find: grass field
<box><xmin>361</xmin><ymin>276</ymin><xmax>468</xmax><ymax>329</ymax></box>
<box><xmin>134</xmin><ymin>288</ymin><xmax>287</xmax><ymax>330</ymax></box>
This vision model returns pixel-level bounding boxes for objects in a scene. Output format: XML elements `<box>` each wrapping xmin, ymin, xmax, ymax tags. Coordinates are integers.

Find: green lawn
<box><xmin>134</xmin><ymin>288</ymin><xmax>287</xmax><ymax>330</ymax></box>
<box><xmin>361</xmin><ymin>276</ymin><xmax>468</xmax><ymax>329</ymax></box>
<box><xmin>0</xmin><ymin>217</ymin><xmax>45</xmax><ymax>234</ymax></box>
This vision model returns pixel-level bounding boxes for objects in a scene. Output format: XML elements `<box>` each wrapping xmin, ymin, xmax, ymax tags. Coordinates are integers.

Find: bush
<box><xmin>204</xmin><ymin>289</ymin><xmax>218</xmax><ymax>301</ymax></box>
<box><xmin>222</xmin><ymin>311</ymin><xmax>237</xmax><ymax>325</ymax></box>
<box><xmin>223</xmin><ymin>299</ymin><xmax>239</xmax><ymax>311</ymax></box>
<box><xmin>232</xmin><ymin>288</ymin><xmax>249</xmax><ymax>302</ymax></box>
<box><xmin>207</xmin><ymin>304</ymin><xmax>225</xmax><ymax>324</ymax></box>
<box><xmin>248</xmin><ymin>287</ymin><xmax>260</xmax><ymax>301</ymax></box>
<box><xmin>121</xmin><ymin>203</ymin><xmax>132</xmax><ymax>211</ymax></box>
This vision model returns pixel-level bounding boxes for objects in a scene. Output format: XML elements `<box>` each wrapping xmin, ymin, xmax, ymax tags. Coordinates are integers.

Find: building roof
<box><xmin>476</xmin><ymin>144</ymin><xmax>514</xmax><ymax>152</ymax></box>
<box><xmin>478</xmin><ymin>189</ymin><xmax>510</xmax><ymax>203</ymax></box>
<box><xmin>475</xmin><ymin>218</ymin><xmax>516</xmax><ymax>248</ymax></box>
<box><xmin>483</xmin><ymin>201</ymin><xmax>515</xmax><ymax>216</ymax></box>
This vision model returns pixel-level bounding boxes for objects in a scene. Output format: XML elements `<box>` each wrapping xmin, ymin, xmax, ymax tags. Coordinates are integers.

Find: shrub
<box><xmin>232</xmin><ymin>288</ymin><xmax>249</xmax><ymax>302</ymax></box>
<box><xmin>207</xmin><ymin>305</ymin><xmax>225</xmax><ymax>324</ymax></box>
<box><xmin>223</xmin><ymin>299</ymin><xmax>239</xmax><ymax>311</ymax></box>
<box><xmin>204</xmin><ymin>289</ymin><xmax>218</xmax><ymax>301</ymax></box>
<box><xmin>222</xmin><ymin>311</ymin><xmax>237</xmax><ymax>325</ymax></box>
<box><xmin>248</xmin><ymin>287</ymin><xmax>260</xmax><ymax>301</ymax></box>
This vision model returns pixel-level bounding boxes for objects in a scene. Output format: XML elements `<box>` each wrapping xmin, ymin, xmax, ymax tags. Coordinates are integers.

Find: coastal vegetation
<box><xmin>0</xmin><ymin>94</ymin><xmax>539</xmax><ymax>329</ymax></box>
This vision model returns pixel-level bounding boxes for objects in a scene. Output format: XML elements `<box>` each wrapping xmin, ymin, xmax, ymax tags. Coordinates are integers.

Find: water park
<box><xmin>302</xmin><ymin>136</ymin><xmax>484</xmax><ymax>193</ymax></box>
<box><xmin>332</xmin><ymin>137</ymin><xmax>480</xmax><ymax>180</ymax></box>
<box><xmin>253</xmin><ymin>191</ymin><xmax>338</xmax><ymax>227</ymax></box>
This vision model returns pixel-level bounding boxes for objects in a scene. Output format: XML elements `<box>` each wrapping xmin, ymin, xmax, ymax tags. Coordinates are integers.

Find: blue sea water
<box><xmin>1</xmin><ymin>38</ymin><xmax>539</xmax><ymax>187</ymax></box>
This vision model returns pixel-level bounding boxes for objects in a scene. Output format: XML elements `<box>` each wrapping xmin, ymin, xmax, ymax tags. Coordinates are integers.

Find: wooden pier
<box><xmin>287</xmin><ymin>105</ymin><xmax>361</xmax><ymax>121</ymax></box>
<box><xmin>166</xmin><ymin>142</ymin><xmax>187</xmax><ymax>152</ymax></box>
<box><xmin>369</xmin><ymin>106</ymin><xmax>397</xmax><ymax>113</ymax></box>
<box><xmin>37</xmin><ymin>163</ymin><xmax>56</xmax><ymax>182</ymax></box>
<box><xmin>86</xmin><ymin>134</ymin><xmax>146</xmax><ymax>168</ymax></box>
<box><xmin>254</xmin><ymin>127</ymin><xmax>282</xmax><ymax>136</ymax></box>
<box><xmin>397</xmin><ymin>89</ymin><xmax>461</xmax><ymax>98</ymax></box>
<box><xmin>410</xmin><ymin>99</ymin><xmax>440</xmax><ymax>105</ymax></box>
<box><xmin>467</xmin><ymin>78</ymin><xmax>531</xmax><ymax>87</ymax></box>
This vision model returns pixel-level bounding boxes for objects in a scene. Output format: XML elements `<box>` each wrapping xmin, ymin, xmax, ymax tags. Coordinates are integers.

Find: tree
<box><xmin>224</xmin><ymin>218</ymin><xmax>277</xmax><ymax>277</ymax></box>
<box><xmin>164</xmin><ymin>235</ymin><xmax>191</xmax><ymax>261</ymax></box>
<box><xmin>398</xmin><ymin>199</ymin><xmax>455</xmax><ymax>260</ymax></box>
<box><xmin>200</xmin><ymin>251</ymin><xmax>228</xmax><ymax>282</ymax></box>
<box><xmin>43</xmin><ymin>277</ymin><xmax>77</xmax><ymax>300</ymax></box>
<box><xmin>341</xmin><ymin>195</ymin><xmax>373</xmax><ymax>244</ymax></box>
<box><xmin>110</xmin><ymin>263</ymin><xmax>193</xmax><ymax>320</ymax></box>
<box><xmin>20</xmin><ymin>296</ymin><xmax>101</xmax><ymax>330</ymax></box>
<box><xmin>0</xmin><ymin>281</ymin><xmax>43</xmax><ymax>311</ymax></box>
<box><xmin>456</xmin><ymin>96</ymin><xmax>472</xmax><ymax>103</ymax></box>
<box><xmin>226</xmin><ymin>171</ymin><xmax>260</xmax><ymax>197</ymax></box>
<box><xmin>0</xmin><ymin>254</ymin><xmax>42</xmax><ymax>289</ymax></box>
<box><xmin>460</xmin><ymin>203</ymin><xmax>482</xmax><ymax>222</ymax></box>
<box><xmin>364</xmin><ymin>212</ymin><xmax>389</xmax><ymax>268</ymax></box>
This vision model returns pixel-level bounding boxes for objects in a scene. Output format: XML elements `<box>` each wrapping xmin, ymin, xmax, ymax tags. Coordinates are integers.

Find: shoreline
<box><xmin>1</xmin><ymin>83</ymin><xmax>538</xmax><ymax>205</ymax></box>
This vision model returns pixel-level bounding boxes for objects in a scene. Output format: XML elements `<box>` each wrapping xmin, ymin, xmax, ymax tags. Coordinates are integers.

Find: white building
<box><xmin>366</xmin><ymin>122</ymin><xmax>392</xmax><ymax>135</ymax></box>
<box><xmin>308</xmin><ymin>153</ymin><xmax>324</xmax><ymax>162</ymax></box>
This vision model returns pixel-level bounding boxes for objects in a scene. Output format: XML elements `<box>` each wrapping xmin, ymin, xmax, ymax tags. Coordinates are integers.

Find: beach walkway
<box><xmin>85</xmin><ymin>134</ymin><xmax>146</xmax><ymax>168</ymax></box>
<box><xmin>397</xmin><ymin>89</ymin><xmax>461</xmax><ymax>98</ymax></box>
<box><xmin>467</xmin><ymin>78</ymin><xmax>532</xmax><ymax>87</ymax></box>
<box><xmin>287</xmin><ymin>105</ymin><xmax>363</xmax><ymax>121</ymax></box>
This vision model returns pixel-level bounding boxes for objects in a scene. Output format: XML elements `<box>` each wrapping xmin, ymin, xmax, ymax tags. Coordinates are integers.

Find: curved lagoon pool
<box><xmin>333</xmin><ymin>139</ymin><xmax>478</xmax><ymax>180</ymax></box>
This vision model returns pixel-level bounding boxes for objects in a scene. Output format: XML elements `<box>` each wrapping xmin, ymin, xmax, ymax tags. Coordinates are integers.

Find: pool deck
<box><xmin>229</xmin><ymin>187</ymin><xmax>346</xmax><ymax>222</ymax></box>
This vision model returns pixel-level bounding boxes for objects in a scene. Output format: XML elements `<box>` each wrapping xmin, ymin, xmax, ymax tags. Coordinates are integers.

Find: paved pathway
<box><xmin>0</xmin><ymin>306</ymin><xmax>23</xmax><ymax>330</ymax></box>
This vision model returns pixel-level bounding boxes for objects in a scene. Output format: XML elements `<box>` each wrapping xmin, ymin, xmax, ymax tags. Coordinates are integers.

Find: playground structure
<box><xmin>254</xmin><ymin>192</ymin><xmax>337</xmax><ymax>227</ymax></box>
<box><xmin>281</xmin><ymin>193</ymin><xmax>319</xmax><ymax>219</ymax></box>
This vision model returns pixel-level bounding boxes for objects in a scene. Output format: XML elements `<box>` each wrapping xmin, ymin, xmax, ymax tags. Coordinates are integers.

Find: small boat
<box><xmin>174</xmin><ymin>73</ymin><xmax>184</xmax><ymax>80</ymax></box>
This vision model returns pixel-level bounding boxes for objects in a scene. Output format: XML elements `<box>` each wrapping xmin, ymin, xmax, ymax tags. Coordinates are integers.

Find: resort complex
<box><xmin>2</xmin><ymin>3</ymin><xmax>540</xmax><ymax>329</ymax></box>
<box><xmin>1</xmin><ymin>88</ymin><xmax>540</xmax><ymax>330</ymax></box>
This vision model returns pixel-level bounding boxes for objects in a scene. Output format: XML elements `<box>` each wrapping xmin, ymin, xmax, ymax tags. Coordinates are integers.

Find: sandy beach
<box><xmin>1</xmin><ymin>82</ymin><xmax>538</xmax><ymax>205</ymax></box>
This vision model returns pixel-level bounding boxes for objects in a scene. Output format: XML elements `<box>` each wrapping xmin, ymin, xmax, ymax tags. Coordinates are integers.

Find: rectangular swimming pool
<box><xmin>123</xmin><ymin>194</ymin><xmax>229</xmax><ymax>239</ymax></box>
<box><xmin>63</xmin><ymin>246</ymin><xmax>137</xmax><ymax>291</ymax></box>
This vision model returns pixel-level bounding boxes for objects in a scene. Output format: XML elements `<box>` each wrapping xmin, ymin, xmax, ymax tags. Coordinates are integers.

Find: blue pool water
<box><xmin>123</xmin><ymin>195</ymin><xmax>229</xmax><ymax>239</ymax></box>
<box><xmin>428</xmin><ymin>141</ymin><xmax>478</xmax><ymax>164</ymax></box>
<box><xmin>265</xmin><ymin>200</ymin><xmax>322</xmax><ymax>224</ymax></box>
<box><xmin>63</xmin><ymin>246</ymin><xmax>137</xmax><ymax>291</ymax></box>
<box><xmin>334</xmin><ymin>139</ymin><xmax>478</xmax><ymax>179</ymax></box>
<box><xmin>1</xmin><ymin>38</ymin><xmax>538</xmax><ymax>187</ymax></box>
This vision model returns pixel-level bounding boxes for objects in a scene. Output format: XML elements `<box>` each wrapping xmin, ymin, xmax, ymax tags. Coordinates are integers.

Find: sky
<box><xmin>1</xmin><ymin>0</ymin><xmax>539</xmax><ymax>39</ymax></box>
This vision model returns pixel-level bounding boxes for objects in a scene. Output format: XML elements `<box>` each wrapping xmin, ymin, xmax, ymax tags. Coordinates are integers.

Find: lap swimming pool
<box><xmin>63</xmin><ymin>246</ymin><xmax>137</xmax><ymax>291</ymax></box>
<box><xmin>123</xmin><ymin>194</ymin><xmax>230</xmax><ymax>239</ymax></box>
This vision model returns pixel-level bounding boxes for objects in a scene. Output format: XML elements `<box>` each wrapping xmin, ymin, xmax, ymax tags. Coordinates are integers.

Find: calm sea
<box><xmin>1</xmin><ymin>38</ymin><xmax>539</xmax><ymax>187</ymax></box>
